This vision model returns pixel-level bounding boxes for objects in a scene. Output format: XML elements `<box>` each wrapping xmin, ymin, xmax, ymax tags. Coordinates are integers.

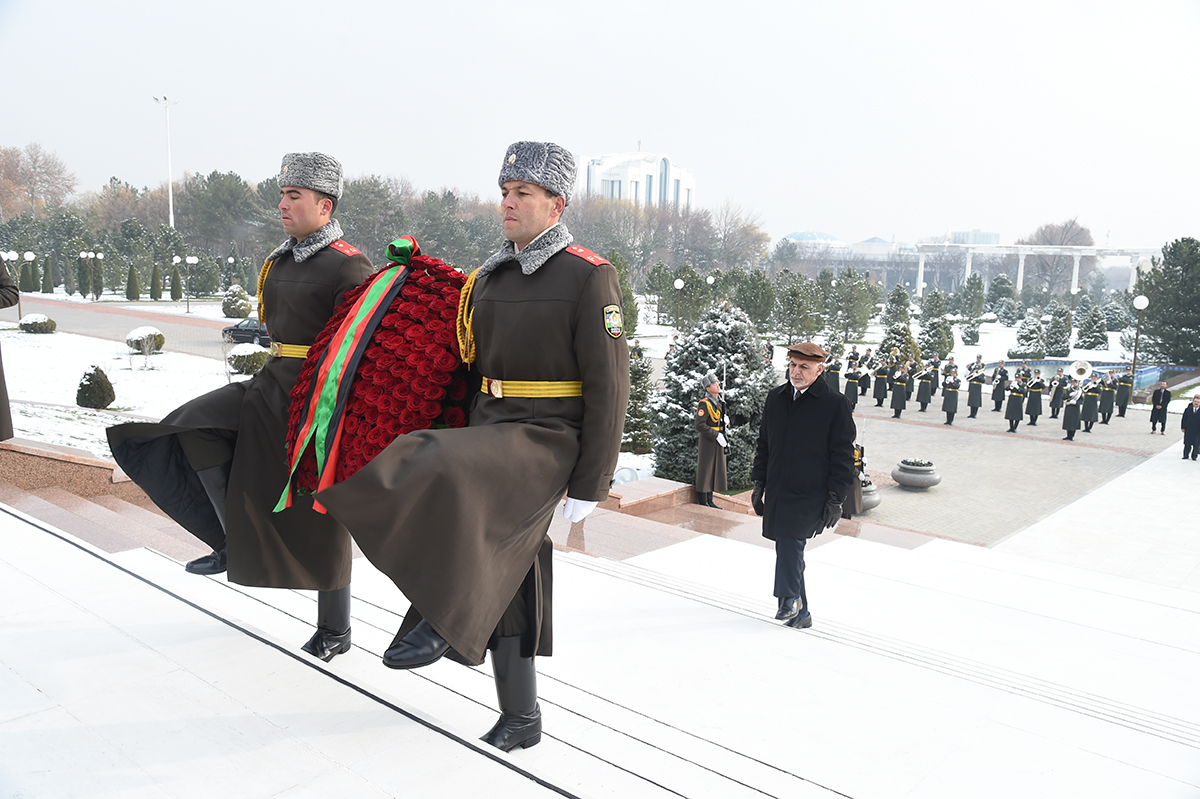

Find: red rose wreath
<box><xmin>275</xmin><ymin>236</ymin><xmax>469</xmax><ymax>513</ymax></box>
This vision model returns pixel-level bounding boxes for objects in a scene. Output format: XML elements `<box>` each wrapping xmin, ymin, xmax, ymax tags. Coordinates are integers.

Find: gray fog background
<box><xmin>2</xmin><ymin>0</ymin><xmax>1197</xmax><ymax>248</ymax></box>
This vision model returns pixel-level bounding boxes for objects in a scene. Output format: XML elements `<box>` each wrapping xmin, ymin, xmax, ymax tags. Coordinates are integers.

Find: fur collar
<box><xmin>475</xmin><ymin>222</ymin><xmax>572</xmax><ymax>278</ymax></box>
<box><xmin>267</xmin><ymin>219</ymin><xmax>344</xmax><ymax>264</ymax></box>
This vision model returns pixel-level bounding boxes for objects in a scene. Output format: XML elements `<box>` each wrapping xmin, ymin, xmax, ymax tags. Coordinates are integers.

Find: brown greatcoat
<box><xmin>317</xmin><ymin>243</ymin><xmax>629</xmax><ymax>665</ymax></box>
<box><xmin>0</xmin><ymin>268</ymin><xmax>18</xmax><ymax>441</ymax></box>
<box><xmin>694</xmin><ymin>394</ymin><xmax>727</xmax><ymax>492</ymax></box>
<box><xmin>107</xmin><ymin>241</ymin><xmax>373</xmax><ymax>589</ymax></box>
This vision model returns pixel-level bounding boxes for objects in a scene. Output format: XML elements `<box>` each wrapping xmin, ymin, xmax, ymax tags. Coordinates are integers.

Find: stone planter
<box><xmin>860</xmin><ymin>482</ymin><xmax>881</xmax><ymax>511</ymax></box>
<box><xmin>891</xmin><ymin>461</ymin><xmax>941</xmax><ymax>490</ymax></box>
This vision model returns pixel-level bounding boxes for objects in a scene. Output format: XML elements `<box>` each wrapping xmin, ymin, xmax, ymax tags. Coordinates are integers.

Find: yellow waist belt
<box><xmin>481</xmin><ymin>377</ymin><xmax>583</xmax><ymax>399</ymax></box>
<box><xmin>269</xmin><ymin>342</ymin><xmax>311</xmax><ymax>359</ymax></box>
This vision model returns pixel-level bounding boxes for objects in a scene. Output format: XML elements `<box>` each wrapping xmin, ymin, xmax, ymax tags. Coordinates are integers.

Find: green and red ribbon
<box><xmin>274</xmin><ymin>236</ymin><xmax>418</xmax><ymax>514</ymax></box>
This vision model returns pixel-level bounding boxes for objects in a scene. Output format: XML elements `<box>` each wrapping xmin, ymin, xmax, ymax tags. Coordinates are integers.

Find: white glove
<box><xmin>716</xmin><ymin>433</ymin><xmax>727</xmax><ymax>448</ymax></box>
<box><xmin>561</xmin><ymin>497</ymin><xmax>598</xmax><ymax>523</ymax></box>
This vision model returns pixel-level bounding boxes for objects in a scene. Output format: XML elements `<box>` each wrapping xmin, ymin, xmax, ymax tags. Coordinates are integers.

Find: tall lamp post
<box><xmin>184</xmin><ymin>255</ymin><xmax>198</xmax><ymax>313</ymax></box>
<box><xmin>1131</xmin><ymin>294</ymin><xmax>1149</xmax><ymax>405</ymax></box>
<box><xmin>153</xmin><ymin>96</ymin><xmax>179</xmax><ymax>228</ymax></box>
<box><xmin>227</xmin><ymin>256</ymin><xmax>235</xmax><ymax>289</ymax></box>
<box><xmin>673</xmin><ymin>278</ymin><xmax>684</xmax><ymax>331</ymax></box>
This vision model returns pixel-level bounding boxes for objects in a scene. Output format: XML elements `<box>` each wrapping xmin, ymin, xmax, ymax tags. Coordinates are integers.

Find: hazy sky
<box><xmin>2</xmin><ymin>0</ymin><xmax>1197</xmax><ymax>250</ymax></box>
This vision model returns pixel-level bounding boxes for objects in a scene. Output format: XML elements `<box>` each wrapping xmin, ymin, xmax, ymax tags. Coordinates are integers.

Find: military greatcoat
<box><xmin>108</xmin><ymin>240</ymin><xmax>374</xmax><ymax>589</ymax></box>
<box><xmin>317</xmin><ymin>242</ymin><xmax>629</xmax><ymax>664</ymax></box>
<box><xmin>694</xmin><ymin>393</ymin><xmax>728</xmax><ymax>492</ymax></box>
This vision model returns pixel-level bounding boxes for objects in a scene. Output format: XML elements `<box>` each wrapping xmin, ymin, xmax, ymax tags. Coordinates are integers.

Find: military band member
<box><xmin>904</xmin><ymin>356</ymin><xmax>916</xmax><ymax>399</ymax></box>
<box><xmin>915</xmin><ymin>362</ymin><xmax>934</xmax><ymax>411</ymax></box>
<box><xmin>928</xmin><ymin>355</ymin><xmax>942</xmax><ymax>396</ymax></box>
<box><xmin>1049</xmin><ymin>368</ymin><xmax>1067</xmax><ymax>419</ymax></box>
<box><xmin>1062</xmin><ymin>379</ymin><xmax>1083</xmax><ymax>440</ymax></box>
<box><xmin>941</xmin><ymin>357</ymin><xmax>956</xmax><ymax>388</ymax></box>
<box><xmin>942</xmin><ymin>367</ymin><xmax>960</xmax><ymax>425</ymax></box>
<box><xmin>843</xmin><ymin>361</ymin><xmax>861</xmax><ymax>409</ymax></box>
<box><xmin>967</xmin><ymin>364</ymin><xmax>986</xmax><ymax>418</ymax></box>
<box><xmin>991</xmin><ymin>360</ymin><xmax>1009</xmax><ymax>412</ymax></box>
<box><xmin>1081</xmin><ymin>375</ymin><xmax>1102</xmax><ymax>432</ymax></box>
<box><xmin>859</xmin><ymin>348</ymin><xmax>874</xmax><ymax>396</ymax></box>
<box><xmin>1005</xmin><ymin>375</ymin><xmax>1027</xmax><ymax>433</ymax></box>
<box><xmin>1099</xmin><ymin>370</ymin><xmax>1117</xmax><ymax>424</ymax></box>
<box><xmin>1026</xmin><ymin>369</ymin><xmax>1045</xmax><ymax>426</ymax></box>
<box><xmin>1116</xmin><ymin>368</ymin><xmax>1134</xmax><ymax>417</ymax></box>
<box><xmin>824</xmin><ymin>353</ymin><xmax>842</xmax><ymax>393</ymax></box>
<box><xmin>1016</xmin><ymin>360</ymin><xmax>1032</xmax><ymax>382</ymax></box>
<box><xmin>890</xmin><ymin>364</ymin><xmax>909</xmax><ymax>418</ymax></box>
<box><xmin>873</xmin><ymin>360</ymin><xmax>891</xmax><ymax>406</ymax></box>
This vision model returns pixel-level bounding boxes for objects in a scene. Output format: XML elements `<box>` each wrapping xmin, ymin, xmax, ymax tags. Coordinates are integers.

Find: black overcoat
<box><xmin>1005</xmin><ymin>387</ymin><xmax>1026</xmax><ymax>421</ymax></box>
<box><xmin>751</xmin><ymin>378</ymin><xmax>856</xmax><ymax>542</ymax></box>
<box><xmin>873</xmin><ymin>366</ymin><xmax>890</xmax><ymax>402</ymax></box>
<box><xmin>1182</xmin><ymin>404</ymin><xmax>1200</xmax><ymax>446</ymax></box>
<box><xmin>941</xmin><ymin>378</ymin><xmax>960</xmax><ymax>413</ymax></box>
<box><xmin>1026</xmin><ymin>380</ymin><xmax>1044</xmax><ymax>416</ymax></box>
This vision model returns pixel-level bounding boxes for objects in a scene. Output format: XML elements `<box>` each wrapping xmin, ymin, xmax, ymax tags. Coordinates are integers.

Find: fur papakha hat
<box><xmin>277</xmin><ymin>152</ymin><xmax>344</xmax><ymax>200</ymax></box>
<box><xmin>498</xmin><ymin>141</ymin><xmax>576</xmax><ymax>205</ymax></box>
<box><xmin>701</xmin><ymin>372</ymin><xmax>719</xmax><ymax>389</ymax></box>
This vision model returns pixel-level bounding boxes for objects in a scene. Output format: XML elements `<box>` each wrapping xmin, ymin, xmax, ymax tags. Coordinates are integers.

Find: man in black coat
<box><xmin>750</xmin><ymin>342</ymin><xmax>856</xmax><ymax>630</ymax></box>
<box><xmin>1151</xmin><ymin>382</ymin><xmax>1171</xmax><ymax>434</ymax></box>
<box><xmin>1182</xmin><ymin>394</ymin><xmax>1200</xmax><ymax>460</ymax></box>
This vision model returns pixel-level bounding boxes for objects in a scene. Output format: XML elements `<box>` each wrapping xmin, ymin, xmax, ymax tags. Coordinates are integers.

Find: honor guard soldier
<box><xmin>915</xmin><ymin>362</ymin><xmax>934</xmax><ymax>411</ymax></box>
<box><xmin>1116</xmin><ymin>367</ymin><xmax>1134</xmax><ymax>417</ymax></box>
<box><xmin>1005</xmin><ymin>375</ymin><xmax>1027</xmax><ymax>432</ymax></box>
<box><xmin>1049</xmin><ymin>367</ymin><xmax>1067</xmax><ymax>419</ymax></box>
<box><xmin>825</xmin><ymin>353</ymin><xmax>842</xmax><ymax>393</ymax></box>
<box><xmin>1062</xmin><ymin>379</ymin><xmax>1083</xmax><ymax>440</ymax></box>
<box><xmin>873</xmin><ymin>359</ymin><xmax>890</xmax><ymax>406</ymax></box>
<box><xmin>967</xmin><ymin>363</ymin><xmax>986</xmax><ymax>418</ymax></box>
<box><xmin>843</xmin><ymin>360</ymin><xmax>861</xmax><ymax>409</ymax></box>
<box><xmin>1081</xmin><ymin>374</ymin><xmax>1102</xmax><ymax>432</ymax></box>
<box><xmin>695</xmin><ymin>372</ymin><xmax>728</xmax><ymax>509</ymax></box>
<box><xmin>942</xmin><ymin>367</ymin><xmax>961</xmax><ymax>425</ymax></box>
<box><xmin>1026</xmin><ymin>369</ymin><xmax>1045</xmax><ymax>425</ymax></box>
<box><xmin>890</xmin><ymin>364</ymin><xmax>909</xmax><ymax>418</ymax></box>
<box><xmin>991</xmin><ymin>360</ymin><xmax>1009</xmax><ymax>412</ymax></box>
<box><xmin>1099</xmin><ymin>370</ymin><xmax>1117</xmax><ymax>424</ymax></box>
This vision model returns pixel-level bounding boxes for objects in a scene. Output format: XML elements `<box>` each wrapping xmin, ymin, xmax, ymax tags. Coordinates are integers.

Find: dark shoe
<box><xmin>383</xmin><ymin>619</ymin><xmax>450</xmax><ymax>669</ymax></box>
<box><xmin>785</xmin><ymin>610</ymin><xmax>812</xmax><ymax>629</ymax></box>
<box><xmin>185</xmin><ymin>547</ymin><xmax>227</xmax><ymax>575</ymax></box>
<box><xmin>704</xmin><ymin>492</ymin><xmax>723</xmax><ymax>509</ymax></box>
<box><xmin>301</xmin><ymin>627</ymin><xmax>351</xmax><ymax>662</ymax></box>
<box><xmin>480</xmin><ymin>636</ymin><xmax>542</xmax><ymax>752</ymax></box>
<box><xmin>775</xmin><ymin>597</ymin><xmax>800</xmax><ymax>621</ymax></box>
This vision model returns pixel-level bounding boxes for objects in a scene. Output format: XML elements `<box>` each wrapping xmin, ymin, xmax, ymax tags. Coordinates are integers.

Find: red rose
<box><xmin>428</xmin><ymin>369</ymin><xmax>453</xmax><ymax>387</ymax></box>
<box><xmin>419</xmin><ymin>399</ymin><xmax>441</xmax><ymax>420</ymax></box>
<box><xmin>422</xmin><ymin>383</ymin><xmax>446</xmax><ymax>402</ymax></box>
<box><xmin>443</xmin><ymin>406</ymin><xmax>466</xmax><ymax>428</ymax></box>
<box><xmin>448</xmin><ymin>375</ymin><xmax>468</xmax><ymax>401</ymax></box>
<box><xmin>432</xmin><ymin>349</ymin><xmax>459</xmax><ymax>372</ymax></box>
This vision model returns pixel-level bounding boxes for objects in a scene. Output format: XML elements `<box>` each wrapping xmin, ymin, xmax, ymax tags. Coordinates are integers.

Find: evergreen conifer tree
<box><xmin>881</xmin><ymin>284</ymin><xmax>911</xmax><ymax>329</ymax></box>
<box><xmin>995</xmin><ymin>297</ymin><xmax>1021</xmax><ymax>326</ymax></box>
<box><xmin>19</xmin><ymin>262</ymin><xmax>34</xmax><ymax>292</ymax></box>
<box><xmin>1131</xmin><ymin>238</ymin><xmax>1200</xmax><ymax>364</ymax></box>
<box><xmin>125</xmin><ymin>264</ymin><xmax>141</xmax><ymax>301</ymax></box>
<box><xmin>622</xmin><ymin>355</ymin><xmax>655</xmax><ymax>454</ymax></box>
<box><xmin>880</xmin><ymin>321</ymin><xmax>920</xmax><ymax>363</ymax></box>
<box><xmin>170</xmin><ymin>266</ymin><xmax>182</xmax><ymax>301</ymax></box>
<box><xmin>986</xmin><ymin>273</ymin><xmax>1016</xmax><ymax>310</ymax></box>
<box><xmin>1101</xmin><ymin>300</ymin><xmax>1131</xmax><ymax>331</ymax></box>
<box><xmin>1043</xmin><ymin>300</ymin><xmax>1073</xmax><ymax>357</ymax></box>
<box><xmin>75</xmin><ymin>256</ymin><xmax>90</xmax><ymax>300</ymax></box>
<box><xmin>41</xmin><ymin>257</ymin><xmax>54</xmax><ymax>292</ymax></box>
<box><xmin>959</xmin><ymin>317</ymin><xmax>981</xmax><ymax>346</ymax></box>
<box><xmin>650</xmin><ymin>302</ymin><xmax>776</xmax><ymax>491</ymax></box>
<box><xmin>917</xmin><ymin>288</ymin><xmax>954</xmax><ymax>358</ymax></box>
<box><xmin>609</xmin><ymin>250</ymin><xmax>639</xmax><ymax>338</ymax></box>
<box><xmin>1074</xmin><ymin>297</ymin><xmax>1109</xmax><ymax>349</ymax></box>
<box><xmin>1006</xmin><ymin>310</ymin><xmax>1045</xmax><ymax>359</ymax></box>
<box><xmin>961</xmin><ymin>273</ymin><xmax>986</xmax><ymax>319</ymax></box>
<box><xmin>149</xmin><ymin>262</ymin><xmax>163</xmax><ymax>300</ymax></box>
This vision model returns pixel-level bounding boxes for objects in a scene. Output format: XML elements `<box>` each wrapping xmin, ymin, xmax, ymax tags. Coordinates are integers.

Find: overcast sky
<box><xmin>2</xmin><ymin>0</ymin><xmax>1197</xmax><ymax>250</ymax></box>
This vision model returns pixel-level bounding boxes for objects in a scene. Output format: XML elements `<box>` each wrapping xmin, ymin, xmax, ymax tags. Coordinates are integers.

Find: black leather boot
<box><xmin>185</xmin><ymin>464</ymin><xmax>229</xmax><ymax>575</ymax></box>
<box><xmin>705</xmin><ymin>492</ymin><xmax>722</xmax><ymax>509</ymax></box>
<box><xmin>383</xmin><ymin>619</ymin><xmax>450</xmax><ymax>669</ymax></box>
<box><xmin>302</xmin><ymin>585</ymin><xmax>352</xmax><ymax>662</ymax></box>
<box><xmin>480</xmin><ymin>635</ymin><xmax>542</xmax><ymax>751</ymax></box>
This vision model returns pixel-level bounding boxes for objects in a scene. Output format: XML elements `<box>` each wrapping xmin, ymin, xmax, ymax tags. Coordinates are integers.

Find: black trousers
<box><xmin>774</xmin><ymin>537</ymin><xmax>808</xmax><ymax>610</ymax></box>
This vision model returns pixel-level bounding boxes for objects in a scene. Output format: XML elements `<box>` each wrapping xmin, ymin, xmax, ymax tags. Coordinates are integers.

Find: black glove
<box><xmin>821</xmin><ymin>493</ymin><xmax>842</xmax><ymax>530</ymax></box>
<box><xmin>751</xmin><ymin>481</ymin><xmax>765</xmax><ymax>516</ymax></box>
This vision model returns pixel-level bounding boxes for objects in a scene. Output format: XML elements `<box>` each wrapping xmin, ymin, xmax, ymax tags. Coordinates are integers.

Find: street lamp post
<box><xmin>153</xmin><ymin>96</ymin><xmax>179</xmax><ymax>228</ymax></box>
<box><xmin>1131</xmin><ymin>294</ymin><xmax>1149</xmax><ymax>405</ymax></box>
<box><xmin>227</xmin><ymin>256</ymin><xmax>235</xmax><ymax>289</ymax></box>
<box><xmin>184</xmin><ymin>256</ymin><xmax>198</xmax><ymax>313</ymax></box>
<box><xmin>673</xmin><ymin>278</ymin><xmax>684</xmax><ymax>331</ymax></box>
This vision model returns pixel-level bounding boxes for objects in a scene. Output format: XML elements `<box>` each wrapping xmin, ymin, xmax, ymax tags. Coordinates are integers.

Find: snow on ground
<box><xmin>31</xmin><ymin>286</ymin><xmax>250</xmax><ymax>321</ymax></box>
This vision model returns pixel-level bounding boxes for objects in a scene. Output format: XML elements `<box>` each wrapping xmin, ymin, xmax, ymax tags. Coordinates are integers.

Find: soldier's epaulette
<box><xmin>564</xmin><ymin>245</ymin><xmax>610</xmax><ymax>266</ymax></box>
<box><xmin>328</xmin><ymin>240</ymin><xmax>362</xmax><ymax>257</ymax></box>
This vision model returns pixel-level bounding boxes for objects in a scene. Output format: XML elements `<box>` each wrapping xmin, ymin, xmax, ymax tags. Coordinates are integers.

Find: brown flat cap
<box><xmin>786</xmin><ymin>342</ymin><xmax>827</xmax><ymax>361</ymax></box>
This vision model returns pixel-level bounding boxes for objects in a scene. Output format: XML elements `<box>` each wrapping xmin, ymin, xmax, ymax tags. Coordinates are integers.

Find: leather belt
<box><xmin>269</xmin><ymin>342</ymin><xmax>311</xmax><ymax>359</ymax></box>
<box><xmin>481</xmin><ymin>377</ymin><xmax>583</xmax><ymax>398</ymax></box>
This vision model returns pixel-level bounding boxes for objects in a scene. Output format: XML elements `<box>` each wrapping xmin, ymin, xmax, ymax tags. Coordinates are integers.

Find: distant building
<box><xmin>951</xmin><ymin>230</ymin><xmax>1000</xmax><ymax>245</ymax></box>
<box><xmin>583</xmin><ymin>152</ymin><xmax>695</xmax><ymax>209</ymax></box>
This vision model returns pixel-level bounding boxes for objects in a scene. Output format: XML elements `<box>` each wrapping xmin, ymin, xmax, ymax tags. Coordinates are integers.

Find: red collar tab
<box><xmin>328</xmin><ymin>240</ymin><xmax>362</xmax><ymax>257</ymax></box>
<box><xmin>564</xmin><ymin>245</ymin><xmax>610</xmax><ymax>266</ymax></box>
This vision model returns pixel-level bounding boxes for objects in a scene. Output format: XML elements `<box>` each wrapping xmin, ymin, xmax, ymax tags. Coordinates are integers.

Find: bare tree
<box><xmin>1017</xmin><ymin>218</ymin><xmax>1095</xmax><ymax>293</ymax></box>
<box><xmin>0</xmin><ymin>143</ymin><xmax>77</xmax><ymax>221</ymax></box>
<box><xmin>712</xmin><ymin>202</ymin><xmax>769</xmax><ymax>271</ymax></box>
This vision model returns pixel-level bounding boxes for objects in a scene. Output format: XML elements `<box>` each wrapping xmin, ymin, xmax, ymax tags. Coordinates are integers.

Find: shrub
<box><xmin>221</xmin><ymin>284</ymin><xmax>252</xmax><ymax>318</ymax></box>
<box><xmin>125</xmin><ymin>326</ymin><xmax>165</xmax><ymax>353</ymax></box>
<box><xmin>18</xmin><ymin>313</ymin><xmax>56</xmax><ymax>334</ymax></box>
<box><xmin>77</xmin><ymin>365</ymin><xmax>115</xmax><ymax>409</ymax></box>
<box><xmin>227</xmin><ymin>342</ymin><xmax>269</xmax><ymax>375</ymax></box>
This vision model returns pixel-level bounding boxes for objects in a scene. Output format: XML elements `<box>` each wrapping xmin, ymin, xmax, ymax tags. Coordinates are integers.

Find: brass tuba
<box><xmin>1069</xmin><ymin>360</ymin><xmax>1092</xmax><ymax>382</ymax></box>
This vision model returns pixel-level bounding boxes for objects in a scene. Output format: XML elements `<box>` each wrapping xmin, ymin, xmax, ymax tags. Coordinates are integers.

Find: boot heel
<box><xmin>519</xmin><ymin>733</ymin><xmax>542</xmax><ymax>749</ymax></box>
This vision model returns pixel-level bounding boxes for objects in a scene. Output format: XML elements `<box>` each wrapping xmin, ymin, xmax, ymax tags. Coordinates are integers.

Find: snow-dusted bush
<box><xmin>19</xmin><ymin>313</ymin><xmax>55</xmax><ymax>334</ymax></box>
<box><xmin>1007</xmin><ymin>310</ymin><xmax>1045</xmax><ymax>360</ymax></box>
<box><xmin>125</xmin><ymin>326</ymin><xmax>165</xmax><ymax>353</ymax></box>
<box><xmin>222</xmin><ymin>284</ymin><xmax>252</xmax><ymax>319</ymax></box>
<box><xmin>227</xmin><ymin>342</ymin><xmax>269</xmax><ymax>375</ymax></box>
<box><xmin>76</xmin><ymin>365</ymin><xmax>115</xmax><ymax>409</ymax></box>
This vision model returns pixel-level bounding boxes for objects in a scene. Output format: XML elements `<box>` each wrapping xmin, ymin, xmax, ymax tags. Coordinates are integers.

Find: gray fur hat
<box><xmin>498</xmin><ymin>141</ymin><xmax>576</xmax><ymax>205</ymax></box>
<box><xmin>701</xmin><ymin>372</ymin><xmax>719</xmax><ymax>389</ymax></box>
<box><xmin>277</xmin><ymin>152</ymin><xmax>343</xmax><ymax>200</ymax></box>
